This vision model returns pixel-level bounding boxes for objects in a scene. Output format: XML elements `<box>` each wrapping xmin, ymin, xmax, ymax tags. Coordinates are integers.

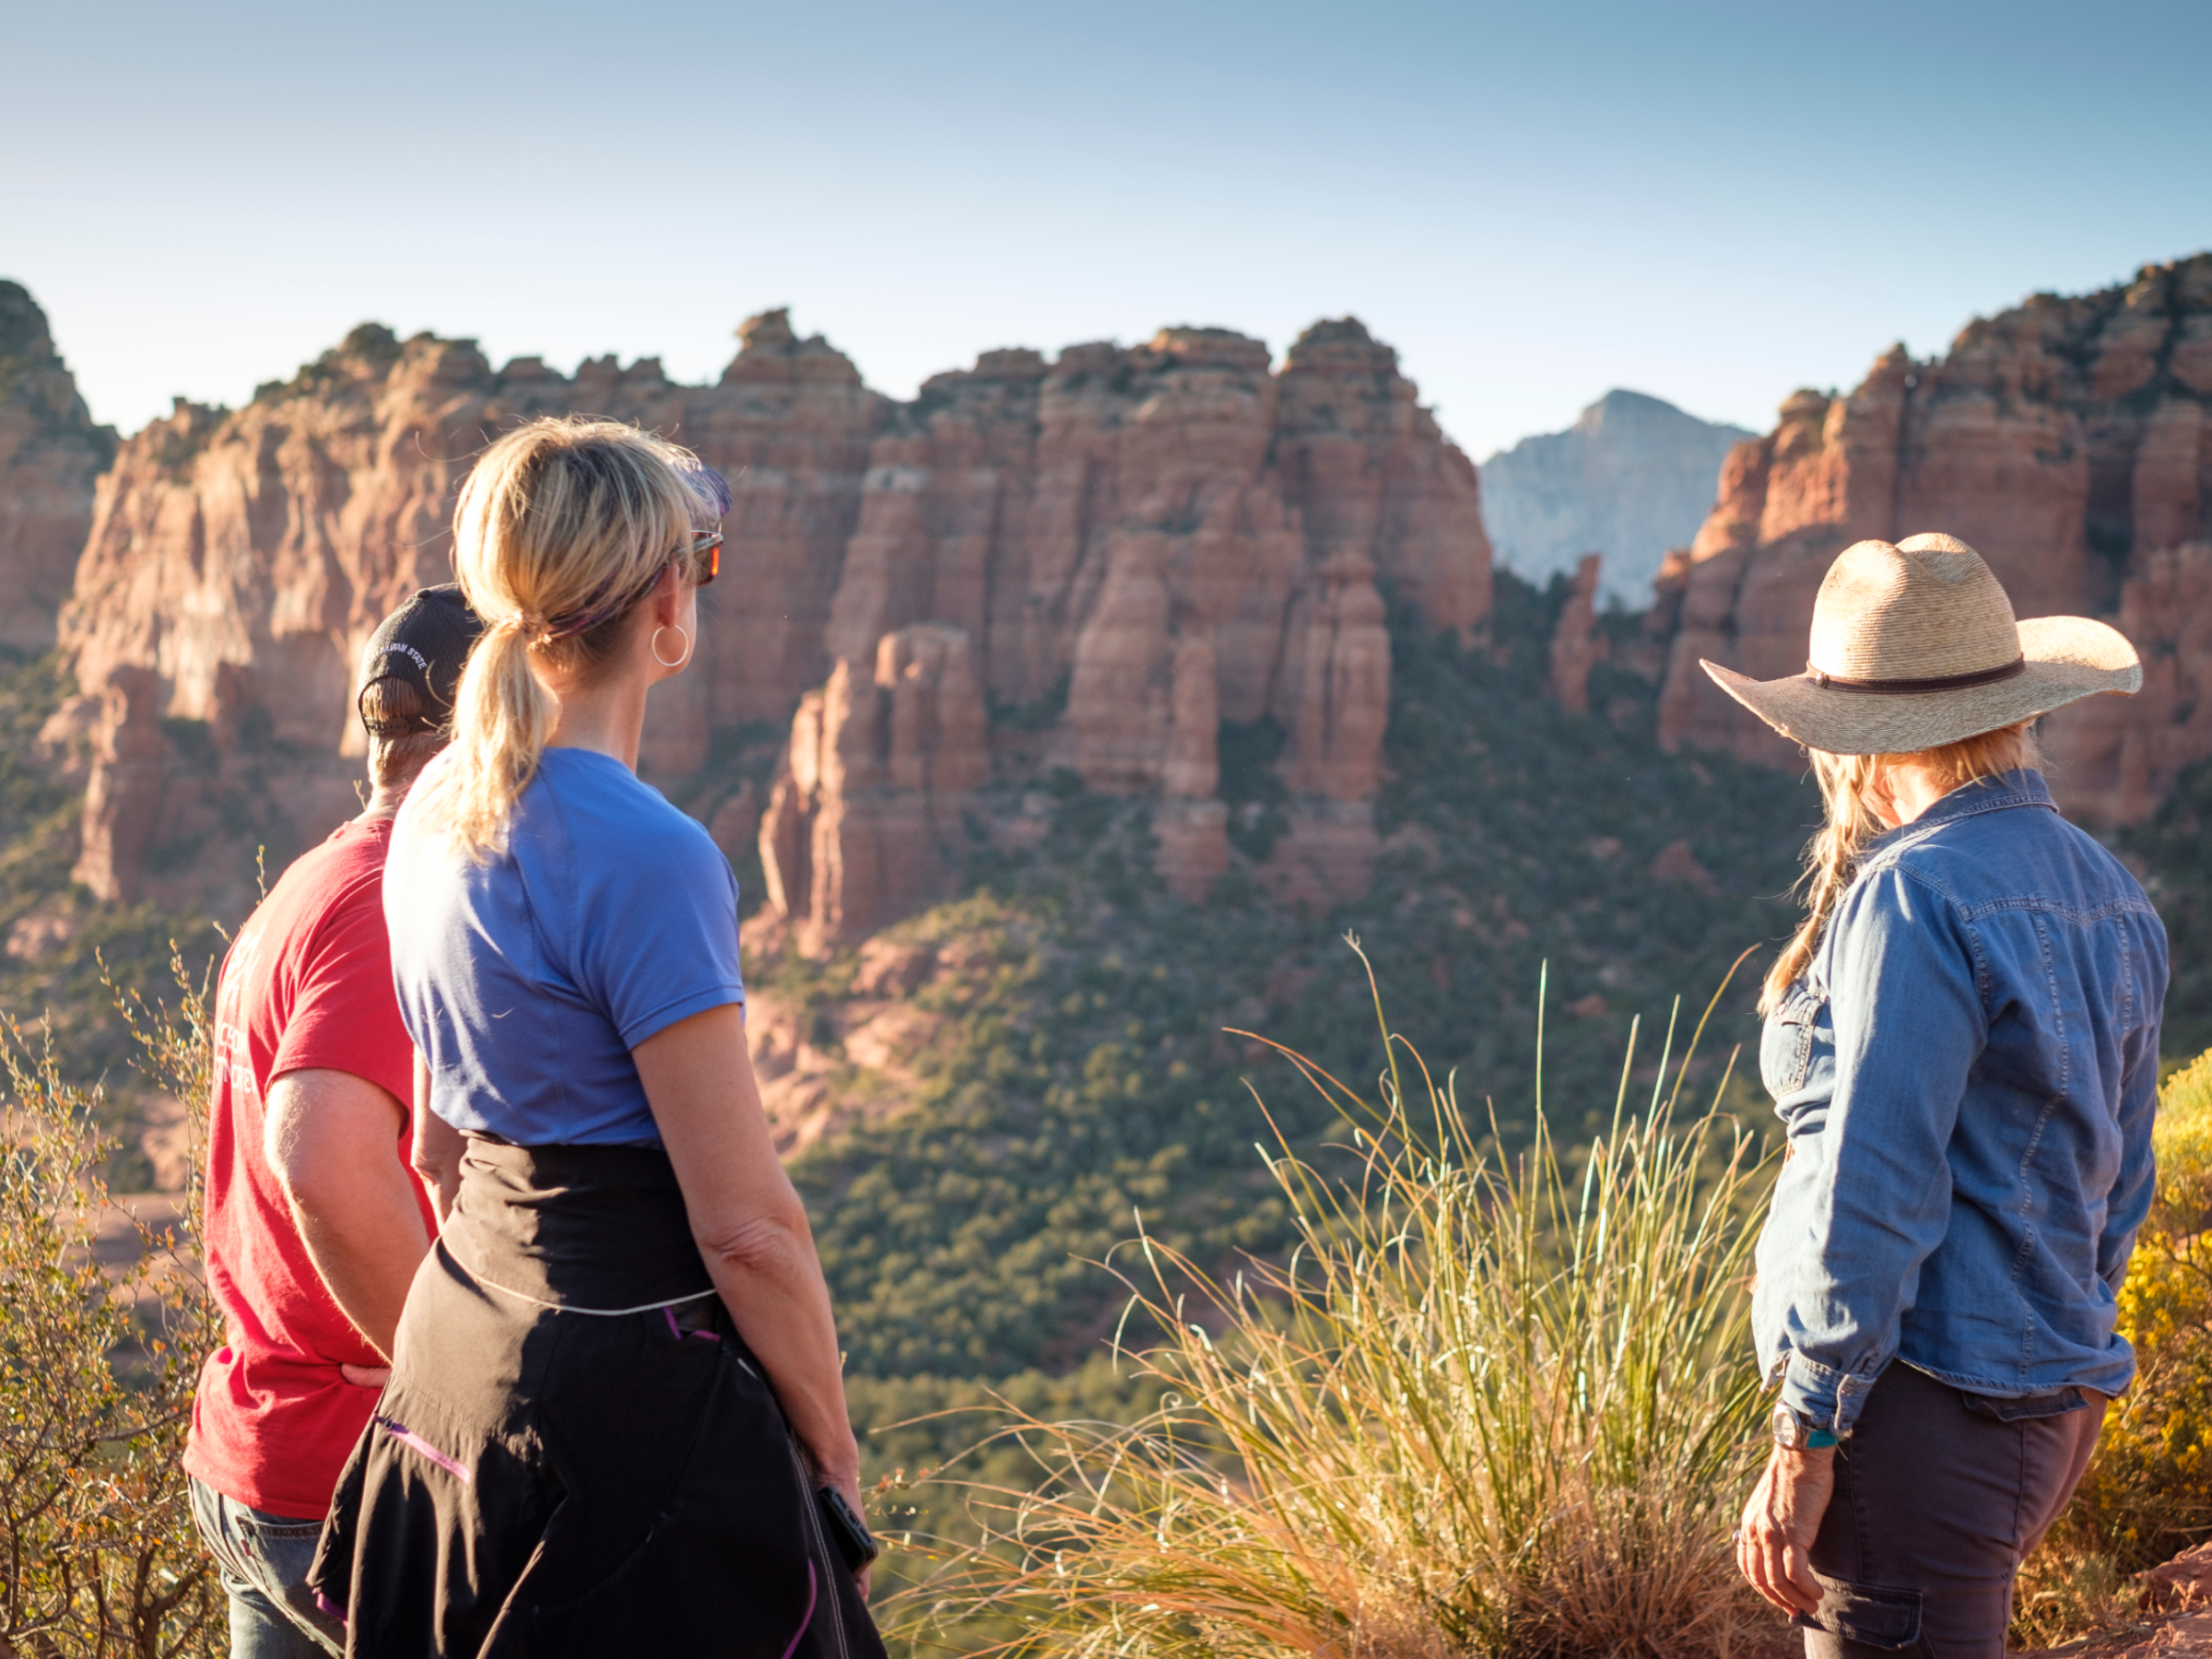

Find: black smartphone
<box><xmin>818</xmin><ymin>1485</ymin><xmax>879</xmax><ymax>1571</ymax></box>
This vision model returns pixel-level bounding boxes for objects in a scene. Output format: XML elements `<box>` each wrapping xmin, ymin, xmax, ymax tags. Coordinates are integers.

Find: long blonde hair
<box><xmin>418</xmin><ymin>417</ymin><xmax>708</xmax><ymax>858</ymax></box>
<box><xmin>1760</xmin><ymin>722</ymin><xmax>2040</xmax><ymax>1011</ymax></box>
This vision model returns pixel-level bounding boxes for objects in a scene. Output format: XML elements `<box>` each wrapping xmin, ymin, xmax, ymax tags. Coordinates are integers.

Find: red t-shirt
<box><xmin>183</xmin><ymin>818</ymin><xmax>432</xmax><ymax>1518</ymax></box>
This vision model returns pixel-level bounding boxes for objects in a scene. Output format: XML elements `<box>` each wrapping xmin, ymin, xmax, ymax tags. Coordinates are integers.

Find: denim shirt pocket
<box><xmin>1759</xmin><ymin>982</ymin><xmax>1826</xmax><ymax>1104</ymax></box>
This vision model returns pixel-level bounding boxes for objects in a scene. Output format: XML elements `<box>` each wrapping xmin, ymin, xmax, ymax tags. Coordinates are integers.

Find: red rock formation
<box><xmin>1250</xmin><ymin>547</ymin><xmax>1393</xmax><ymax>906</ymax></box>
<box><xmin>69</xmin><ymin>666</ymin><xmax>170</xmax><ymax>899</ymax></box>
<box><xmin>1655</xmin><ymin>255</ymin><xmax>2212</xmax><ymax>827</ymax></box>
<box><xmin>760</xmin><ymin>317</ymin><xmax>1487</xmax><ymax>939</ymax></box>
<box><xmin>758</xmin><ymin>623</ymin><xmax>987</xmax><ymax>954</ymax></box>
<box><xmin>1154</xmin><ymin>634</ymin><xmax>1230</xmax><ymax>902</ymax></box>
<box><xmin>688</xmin><ymin>310</ymin><xmax>891</xmax><ymax>732</ymax></box>
<box><xmin>1547</xmin><ymin>553</ymin><xmax>1605</xmax><ymax>713</ymax></box>
<box><xmin>54</xmin><ymin>316</ymin><xmax>886</xmax><ymax>904</ymax></box>
<box><xmin>0</xmin><ymin>283</ymin><xmax>115</xmax><ymax>652</ymax></box>
<box><xmin>1275</xmin><ymin>319</ymin><xmax>1491</xmax><ymax>641</ymax></box>
<box><xmin>51</xmin><ymin>310</ymin><xmax>1489</xmax><ymax>931</ymax></box>
<box><xmin>2146</xmin><ymin>1541</ymin><xmax>2212</xmax><ymax>1614</ymax></box>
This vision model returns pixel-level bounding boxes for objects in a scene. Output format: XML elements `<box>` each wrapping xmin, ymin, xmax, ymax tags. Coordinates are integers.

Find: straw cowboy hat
<box><xmin>1700</xmin><ymin>534</ymin><xmax>2141</xmax><ymax>756</ymax></box>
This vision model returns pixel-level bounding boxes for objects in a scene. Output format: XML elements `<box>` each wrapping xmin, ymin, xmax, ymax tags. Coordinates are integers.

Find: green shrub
<box><xmin>775</xmin><ymin>576</ymin><xmax>1817</xmax><ymax>1389</ymax></box>
<box><xmin>2124</xmin><ymin>761</ymin><xmax>2212</xmax><ymax>1057</ymax></box>
<box><xmin>900</xmin><ymin>950</ymin><xmax>1780</xmax><ymax>1659</ymax></box>
<box><xmin>0</xmin><ymin>953</ymin><xmax>220</xmax><ymax>1657</ymax></box>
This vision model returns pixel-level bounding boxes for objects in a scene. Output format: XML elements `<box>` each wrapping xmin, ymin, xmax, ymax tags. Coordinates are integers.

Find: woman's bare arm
<box><xmin>632</xmin><ymin>1004</ymin><xmax>865</xmax><ymax>1555</ymax></box>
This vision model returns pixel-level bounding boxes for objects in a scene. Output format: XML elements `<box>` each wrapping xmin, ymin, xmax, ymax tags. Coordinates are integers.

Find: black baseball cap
<box><xmin>358</xmin><ymin>584</ymin><xmax>486</xmax><ymax>737</ymax></box>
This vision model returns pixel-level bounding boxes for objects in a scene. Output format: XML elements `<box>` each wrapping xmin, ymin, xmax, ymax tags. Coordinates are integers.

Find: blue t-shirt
<box><xmin>384</xmin><ymin>747</ymin><xmax>744</xmax><ymax>1147</ymax></box>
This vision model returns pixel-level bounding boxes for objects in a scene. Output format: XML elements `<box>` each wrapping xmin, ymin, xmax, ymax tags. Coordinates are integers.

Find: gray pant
<box><xmin>1798</xmin><ymin>1359</ymin><xmax>2104</xmax><ymax>1658</ymax></box>
<box><xmin>188</xmin><ymin>1477</ymin><xmax>346</xmax><ymax>1659</ymax></box>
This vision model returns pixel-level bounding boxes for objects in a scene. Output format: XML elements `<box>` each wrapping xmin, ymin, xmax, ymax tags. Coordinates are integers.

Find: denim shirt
<box><xmin>1752</xmin><ymin>770</ymin><xmax>2165</xmax><ymax>1433</ymax></box>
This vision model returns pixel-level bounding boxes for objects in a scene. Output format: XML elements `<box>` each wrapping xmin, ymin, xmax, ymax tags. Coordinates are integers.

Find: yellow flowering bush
<box><xmin>2020</xmin><ymin>1049</ymin><xmax>2212</xmax><ymax>1641</ymax></box>
<box><xmin>2071</xmin><ymin>1049</ymin><xmax>2212</xmax><ymax>1565</ymax></box>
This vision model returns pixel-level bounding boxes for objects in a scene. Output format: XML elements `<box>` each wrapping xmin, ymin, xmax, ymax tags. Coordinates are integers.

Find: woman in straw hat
<box><xmin>1724</xmin><ymin>535</ymin><xmax>2165</xmax><ymax>1657</ymax></box>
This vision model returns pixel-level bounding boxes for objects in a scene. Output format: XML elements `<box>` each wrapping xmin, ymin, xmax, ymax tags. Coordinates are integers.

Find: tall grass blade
<box><xmin>903</xmin><ymin>957</ymin><xmax>1781</xmax><ymax>1659</ymax></box>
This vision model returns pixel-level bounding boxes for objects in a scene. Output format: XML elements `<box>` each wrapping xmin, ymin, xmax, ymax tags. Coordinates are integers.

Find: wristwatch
<box><xmin>1771</xmin><ymin>1403</ymin><xmax>1841</xmax><ymax>1451</ymax></box>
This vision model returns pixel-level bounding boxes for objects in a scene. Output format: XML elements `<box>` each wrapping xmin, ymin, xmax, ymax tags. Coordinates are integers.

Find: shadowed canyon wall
<box><xmin>45</xmin><ymin>308</ymin><xmax>1492</xmax><ymax>935</ymax></box>
<box><xmin>0</xmin><ymin>283</ymin><xmax>115</xmax><ymax>653</ymax></box>
<box><xmin>1653</xmin><ymin>253</ymin><xmax>2212</xmax><ymax>828</ymax></box>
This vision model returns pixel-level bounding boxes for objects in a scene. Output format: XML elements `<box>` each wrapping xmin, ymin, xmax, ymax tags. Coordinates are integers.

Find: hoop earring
<box><xmin>651</xmin><ymin>623</ymin><xmax>691</xmax><ymax>669</ymax></box>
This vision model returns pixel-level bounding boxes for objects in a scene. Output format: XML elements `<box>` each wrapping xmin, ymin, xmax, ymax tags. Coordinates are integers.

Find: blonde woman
<box><xmin>1719</xmin><ymin>535</ymin><xmax>2164</xmax><ymax>1658</ymax></box>
<box><xmin>310</xmin><ymin>419</ymin><xmax>884</xmax><ymax>1659</ymax></box>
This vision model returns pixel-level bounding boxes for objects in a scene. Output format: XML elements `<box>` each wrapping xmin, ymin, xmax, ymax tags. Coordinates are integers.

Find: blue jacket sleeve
<box><xmin>2097</xmin><ymin>923</ymin><xmax>2167</xmax><ymax>1292</ymax></box>
<box><xmin>1774</xmin><ymin>866</ymin><xmax>1983</xmax><ymax>1434</ymax></box>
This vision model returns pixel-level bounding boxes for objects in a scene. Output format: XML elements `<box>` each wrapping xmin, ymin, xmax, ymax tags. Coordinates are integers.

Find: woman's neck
<box><xmin>1871</xmin><ymin>763</ymin><xmax>1951</xmax><ymax>829</ymax></box>
<box><xmin>1871</xmin><ymin>759</ymin><xmax>2022</xmax><ymax>829</ymax></box>
<box><xmin>536</xmin><ymin>571</ymin><xmax>686</xmax><ymax>772</ymax></box>
<box><xmin>546</xmin><ymin>670</ymin><xmax>649</xmax><ymax>771</ymax></box>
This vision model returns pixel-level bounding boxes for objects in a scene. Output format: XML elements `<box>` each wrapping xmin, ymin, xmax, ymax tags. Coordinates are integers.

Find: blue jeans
<box><xmin>188</xmin><ymin>1477</ymin><xmax>346</xmax><ymax>1659</ymax></box>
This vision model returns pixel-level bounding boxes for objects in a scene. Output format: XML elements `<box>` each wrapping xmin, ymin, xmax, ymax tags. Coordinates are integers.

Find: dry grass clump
<box><xmin>904</xmin><ymin>949</ymin><xmax>1779</xmax><ymax>1659</ymax></box>
<box><xmin>0</xmin><ymin>950</ymin><xmax>219</xmax><ymax>1659</ymax></box>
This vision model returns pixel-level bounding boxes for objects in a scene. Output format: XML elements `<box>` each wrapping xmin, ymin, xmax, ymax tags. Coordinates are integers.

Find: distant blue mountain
<box><xmin>1479</xmin><ymin>390</ymin><xmax>1752</xmax><ymax>606</ymax></box>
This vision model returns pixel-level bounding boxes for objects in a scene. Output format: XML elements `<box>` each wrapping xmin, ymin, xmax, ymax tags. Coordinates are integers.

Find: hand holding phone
<box><xmin>818</xmin><ymin>1485</ymin><xmax>879</xmax><ymax>1572</ymax></box>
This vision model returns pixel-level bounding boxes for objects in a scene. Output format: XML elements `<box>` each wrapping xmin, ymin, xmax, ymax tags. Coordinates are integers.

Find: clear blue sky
<box><xmin>5</xmin><ymin>0</ymin><xmax>2207</xmax><ymax>459</ymax></box>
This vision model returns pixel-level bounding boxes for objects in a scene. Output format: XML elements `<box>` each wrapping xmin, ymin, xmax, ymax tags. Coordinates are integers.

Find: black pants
<box><xmin>1798</xmin><ymin>1360</ymin><xmax>2104</xmax><ymax>1658</ymax></box>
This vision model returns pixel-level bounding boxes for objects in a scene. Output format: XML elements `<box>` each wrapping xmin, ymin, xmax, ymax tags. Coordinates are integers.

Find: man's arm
<box><xmin>264</xmin><ymin>1067</ymin><xmax>431</xmax><ymax>1362</ymax></box>
<box><xmin>408</xmin><ymin>1049</ymin><xmax>465</xmax><ymax>1225</ymax></box>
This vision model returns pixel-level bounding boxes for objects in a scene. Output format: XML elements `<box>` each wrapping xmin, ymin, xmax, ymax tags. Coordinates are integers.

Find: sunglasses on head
<box><xmin>688</xmin><ymin>530</ymin><xmax>723</xmax><ymax>586</ymax></box>
<box><xmin>536</xmin><ymin>528</ymin><xmax>728</xmax><ymax>642</ymax></box>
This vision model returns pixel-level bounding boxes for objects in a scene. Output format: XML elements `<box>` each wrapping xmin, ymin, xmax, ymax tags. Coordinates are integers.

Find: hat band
<box><xmin>1805</xmin><ymin>656</ymin><xmax>2027</xmax><ymax>696</ymax></box>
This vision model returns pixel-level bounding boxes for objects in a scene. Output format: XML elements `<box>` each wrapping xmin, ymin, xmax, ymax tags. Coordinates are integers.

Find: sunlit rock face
<box><xmin>49</xmin><ymin>312</ymin><xmax>1491</xmax><ymax>925</ymax></box>
<box><xmin>768</xmin><ymin>318</ymin><xmax>1490</xmax><ymax>941</ymax></box>
<box><xmin>1653</xmin><ymin>254</ymin><xmax>2212</xmax><ymax>829</ymax></box>
<box><xmin>0</xmin><ymin>282</ymin><xmax>115</xmax><ymax>653</ymax></box>
<box><xmin>54</xmin><ymin>315</ymin><xmax>889</xmax><ymax>909</ymax></box>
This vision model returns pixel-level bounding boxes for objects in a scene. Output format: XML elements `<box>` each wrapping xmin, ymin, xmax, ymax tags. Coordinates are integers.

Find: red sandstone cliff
<box><xmin>53</xmin><ymin>314</ymin><xmax>889</xmax><ymax>911</ymax></box>
<box><xmin>52</xmin><ymin>312</ymin><xmax>1490</xmax><ymax>931</ymax></box>
<box><xmin>765</xmin><ymin>318</ymin><xmax>1483</xmax><ymax>934</ymax></box>
<box><xmin>1655</xmin><ymin>254</ymin><xmax>2212</xmax><ymax>827</ymax></box>
<box><xmin>0</xmin><ymin>283</ymin><xmax>114</xmax><ymax>653</ymax></box>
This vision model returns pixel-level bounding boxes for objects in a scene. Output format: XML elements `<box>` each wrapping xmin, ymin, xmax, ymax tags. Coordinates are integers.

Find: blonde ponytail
<box><xmin>1760</xmin><ymin>722</ymin><xmax>2041</xmax><ymax>1012</ymax></box>
<box><xmin>414</xmin><ymin>417</ymin><xmax>710</xmax><ymax>859</ymax></box>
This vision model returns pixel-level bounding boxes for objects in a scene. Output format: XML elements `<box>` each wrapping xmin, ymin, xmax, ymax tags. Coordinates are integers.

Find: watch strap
<box><xmin>1772</xmin><ymin>1401</ymin><xmax>1842</xmax><ymax>1449</ymax></box>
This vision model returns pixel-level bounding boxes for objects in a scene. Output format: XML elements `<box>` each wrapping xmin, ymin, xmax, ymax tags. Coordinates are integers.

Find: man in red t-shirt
<box><xmin>185</xmin><ymin>587</ymin><xmax>481</xmax><ymax>1659</ymax></box>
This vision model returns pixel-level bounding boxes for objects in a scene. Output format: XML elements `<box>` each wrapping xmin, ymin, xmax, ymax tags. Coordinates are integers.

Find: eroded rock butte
<box><xmin>48</xmin><ymin>311</ymin><xmax>1492</xmax><ymax>935</ymax></box>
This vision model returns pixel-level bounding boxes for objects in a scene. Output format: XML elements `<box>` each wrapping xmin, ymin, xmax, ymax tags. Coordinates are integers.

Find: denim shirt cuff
<box><xmin>1774</xmin><ymin>1349</ymin><xmax>1882</xmax><ymax>1436</ymax></box>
